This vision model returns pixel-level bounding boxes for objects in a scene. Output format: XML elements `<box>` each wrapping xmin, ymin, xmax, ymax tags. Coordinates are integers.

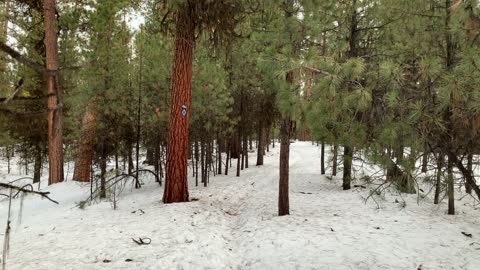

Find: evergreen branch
<box><xmin>0</xmin><ymin>42</ymin><xmax>46</xmax><ymax>73</ymax></box>
<box><xmin>2</xmin><ymin>78</ymin><xmax>25</xmax><ymax>105</ymax></box>
<box><xmin>302</xmin><ymin>66</ymin><xmax>331</xmax><ymax>77</ymax></box>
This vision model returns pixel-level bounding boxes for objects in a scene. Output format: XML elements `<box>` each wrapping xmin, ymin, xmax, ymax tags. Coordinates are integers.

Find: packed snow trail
<box><xmin>0</xmin><ymin>142</ymin><xmax>479</xmax><ymax>270</ymax></box>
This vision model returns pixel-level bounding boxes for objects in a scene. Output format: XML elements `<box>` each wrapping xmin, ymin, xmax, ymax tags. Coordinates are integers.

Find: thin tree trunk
<box><xmin>159</xmin><ymin>143</ymin><xmax>164</xmax><ymax>186</ymax></box>
<box><xmin>127</xmin><ymin>140</ymin><xmax>134</xmax><ymax>175</ymax></box>
<box><xmin>24</xmin><ymin>149</ymin><xmax>28</xmax><ymax>175</ymax></box>
<box><xmin>6</xmin><ymin>145</ymin><xmax>11</xmax><ymax>174</ymax></box>
<box><xmin>256</xmin><ymin>121</ymin><xmax>264</xmax><ymax>166</ymax></box>
<box><xmin>244</xmin><ymin>134</ymin><xmax>249</xmax><ymax>169</ymax></box>
<box><xmin>434</xmin><ymin>154</ymin><xmax>444</xmax><ymax>205</ymax></box>
<box><xmin>321</xmin><ymin>142</ymin><xmax>325</xmax><ymax>175</ymax></box>
<box><xmin>272</xmin><ymin>127</ymin><xmax>275</xmax><ymax>149</ymax></box>
<box><xmin>241</xmin><ymin>134</ymin><xmax>245</xmax><ymax>171</ymax></box>
<box><xmin>343</xmin><ymin>146</ymin><xmax>352</xmax><ymax>190</ymax></box>
<box><xmin>466</xmin><ymin>153</ymin><xmax>473</xmax><ymax>194</ymax></box>
<box><xmin>236</xmin><ymin>130</ymin><xmax>241</xmax><ymax>177</ymax></box>
<box><xmin>447</xmin><ymin>155</ymin><xmax>455</xmax><ymax>215</ymax></box>
<box><xmin>225</xmin><ymin>140</ymin><xmax>230</xmax><ymax>175</ymax></box>
<box><xmin>44</xmin><ymin>0</ymin><xmax>64</xmax><ymax>185</ymax></box>
<box><xmin>154</xmin><ymin>140</ymin><xmax>160</xmax><ymax>181</ymax></box>
<box><xmin>163</xmin><ymin>6</ymin><xmax>195</xmax><ymax>203</ymax></box>
<box><xmin>201</xmin><ymin>140</ymin><xmax>206</xmax><ymax>185</ymax></box>
<box><xmin>99</xmin><ymin>145</ymin><xmax>107</xmax><ymax>199</ymax></box>
<box><xmin>207</xmin><ymin>141</ymin><xmax>212</xmax><ymax>186</ymax></box>
<box><xmin>115</xmin><ymin>146</ymin><xmax>119</xmax><ymax>176</ymax></box>
<box><xmin>135</xmin><ymin>90</ymin><xmax>141</xmax><ymax>188</ymax></box>
<box><xmin>332</xmin><ymin>144</ymin><xmax>338</xmax><ymax>176</ymax></box>
<box><xmin>195</xmin><ymin>140</ymin><xmax>199</xmax><ymax>186</ymax></box>
<box><xmin>33</xmin><ymin>143</ymin><xmax>42</xmax><ymax>183</ymax></box>
<box><xmin>448</xmin><ymin>151</ymin><xmax>480</xmax><ymax>201</ymax></box>
<box><xmin>266</xmin><ymin>125</ymin><xmax>270</xmax><ymax>152</ymax></box>
<box><xmin>217</xmin><ymin>138</ymin><xmax>222</xmax><ymax>175</ymax></box>
<box><xmin>421</xmin><ymin>143</ymin><xmax>428</xmax><ymax>173</ymax></box>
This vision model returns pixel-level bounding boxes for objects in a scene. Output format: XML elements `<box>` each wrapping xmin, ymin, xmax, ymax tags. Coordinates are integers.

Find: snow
<box><xmin>1</xmin><ymin>142</ymin><xmax>480</xmax><ymax>270</ymax></box>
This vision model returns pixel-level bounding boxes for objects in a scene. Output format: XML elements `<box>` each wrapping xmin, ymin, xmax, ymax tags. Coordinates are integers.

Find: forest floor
<box><xmin>0</xmin><ymin>142</ymin><xmax>480</xmax><ymax>270</ymax></box>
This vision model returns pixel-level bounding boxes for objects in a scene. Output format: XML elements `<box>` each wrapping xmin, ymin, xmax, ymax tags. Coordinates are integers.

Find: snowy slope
<box><xmin>0</xmin><ymin>142</ymin><xmax>479</xmax><ymax>270</ymax></box>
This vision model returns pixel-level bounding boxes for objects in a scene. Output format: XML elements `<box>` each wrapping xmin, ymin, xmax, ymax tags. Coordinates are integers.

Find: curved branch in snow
<box><xmin>0</xmin><ymin>183</ymin><xmax>59</xmax><ymax>204</ymax></box>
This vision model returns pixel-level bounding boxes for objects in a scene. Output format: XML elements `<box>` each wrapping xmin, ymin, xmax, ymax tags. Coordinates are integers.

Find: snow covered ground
<box><xmin>0</xmin><ymin>142</ymin><xmax>479</xmax><ymax>270</ymax></box>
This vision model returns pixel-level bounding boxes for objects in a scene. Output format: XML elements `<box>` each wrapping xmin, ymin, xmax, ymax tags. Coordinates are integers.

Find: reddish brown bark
<box><xmin>73</xmin><ymin>110</ymin><xmax>97</xmax><ymax>182</ymax></box>
<box><xmin>298</xmin><ymin>127</ymin><xmax>309</xmax><ymax>141</ymax></box>
<box><xmin>278</xmin><ymin>117</ymin><xmax>292</xmax><ymax>216</ymax></box>
<box><xmin>163</xmin><ymin>7</ymin><xmax>195</xmax><ymax>203</ymax></box>
<box><xmin>44</xmin><ymin>0</ymin><xmax>63</xmax><ymax>185</ymax></box>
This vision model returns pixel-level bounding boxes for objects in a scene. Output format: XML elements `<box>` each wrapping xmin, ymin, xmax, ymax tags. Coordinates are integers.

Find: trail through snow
<box><xmin>1</xmin><ymin>142</ymin><xmax>479</xmax><ymax>270</ymax></box>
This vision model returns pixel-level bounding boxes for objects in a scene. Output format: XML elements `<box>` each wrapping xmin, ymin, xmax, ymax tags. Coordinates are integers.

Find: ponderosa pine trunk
<box><xmin>163</xmin><ymin>7</ymin><xmax>195</xmax><ymax>203</ymax></box>
<box><xmin>256</xmin><ymin>121</ymin><xmax>264</xmax><ymax>166</ymax></box>
<box><xmin>73</xmin><ymin>110</ymin><xmax>96</xmax><ymax>182</ymax></box>
<box><xmin>44</xmin><ymin>0</ymin><xmax>64</xmax><ymax>185</ymax></box>
<box><xmin>278</xmin><ymin>117</ymin><xmax>292</xmax><ymax>216</ymax></box>
<box><xmin>343</xmin><ymin>146</ymin><xmax>352</xmax><ymax>190</ymax></box>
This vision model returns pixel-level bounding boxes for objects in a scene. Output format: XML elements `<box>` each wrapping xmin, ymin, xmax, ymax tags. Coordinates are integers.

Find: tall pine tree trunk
<box><xmin>256</xmin><ymin>121</ymin><xmax>264</xmax><ymax>166</ymax></box>
<box><xmin>73</xmin><ymin>110</ymin><xmax>96</xmax><ymax>182</ymax></box>
<box><xmin>44</xmin><ymin>0</ymin><xmax>64</xmax><ymax>185</ymax></box>
<box><xmin>278</xmin><ymin>117</ymin><xmax>292</xmax><ymax>216</ymax></box>
<box><xmin>343</xmin><ymin>146</ymin><xmax>352</xmax><ymax>190</ymax></box>
<box><xmin>163</xmin><ymin>7</ymin><xmax>195</xmax><ymax>203</ymax></box>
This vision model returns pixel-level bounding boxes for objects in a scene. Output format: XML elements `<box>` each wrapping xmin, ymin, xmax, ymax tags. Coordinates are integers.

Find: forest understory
<box><xmin>1</xmin><ymin>142</ymin><xmax>479</xmax><ymax>270</ymax></box>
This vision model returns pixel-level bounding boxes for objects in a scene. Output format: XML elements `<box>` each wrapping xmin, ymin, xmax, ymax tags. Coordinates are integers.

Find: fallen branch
<box><xmin>132</xmin><ymin>237</ymin><xmax>151</xmax><ymax>245</ymax></box>
<box><xmin>0</xmin><ymin>183</ymin><xmax>58</xmax><ymax>204</ymax></box>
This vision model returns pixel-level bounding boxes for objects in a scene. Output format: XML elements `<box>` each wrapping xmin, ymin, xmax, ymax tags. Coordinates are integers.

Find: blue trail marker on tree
<box><xmin>182</xmin><ymin>105</ymin><xmax>187</xmax><ymax>116</ymax></box>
